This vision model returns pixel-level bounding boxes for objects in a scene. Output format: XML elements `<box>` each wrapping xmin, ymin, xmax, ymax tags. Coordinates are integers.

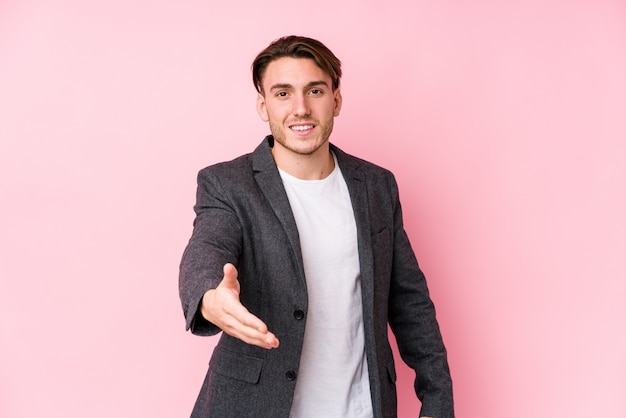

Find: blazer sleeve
<box><xmin>386</xmin><ymin>175</ymin><xmax>455</xmax><ymax>418</ymax></box>
<box><xmin>179</xmin><ymin>167</ymin><xmax>243</xmax><ymax>336</ymax></box>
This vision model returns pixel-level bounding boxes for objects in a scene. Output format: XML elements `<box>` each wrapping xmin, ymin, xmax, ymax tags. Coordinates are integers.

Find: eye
<box><xmin>309</xmin><ymin>89</ymin><xmax>323</xmax><ymax>95</ymax></box>
<box><xmin>276</xmin><ymin>91</ymin><xmax>288</xmax><ymax>98</ymax></box>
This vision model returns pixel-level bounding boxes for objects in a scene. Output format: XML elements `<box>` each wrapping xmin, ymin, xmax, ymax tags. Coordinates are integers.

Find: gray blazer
<box><xmin>179</xmin><ymin>136</ymin><xmax>453</xmax><ymax>418</ymax></box>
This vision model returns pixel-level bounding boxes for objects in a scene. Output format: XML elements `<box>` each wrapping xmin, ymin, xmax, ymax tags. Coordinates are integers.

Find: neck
<box><xmin>272</xmin><ymin>144</ymin><xmax>335</xmax><ymax>180</ymax></box>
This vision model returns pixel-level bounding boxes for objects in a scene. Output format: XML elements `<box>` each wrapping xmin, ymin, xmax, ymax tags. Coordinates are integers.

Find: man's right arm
<box><xmin>179</xmin><ymin>168</ymin><xmax>279</xmax><ymax>349</ymax></box>
<box><xmin>179</xmin><ymin>167</ymin><xmax>244</xmax><ymax>335</ymax></box>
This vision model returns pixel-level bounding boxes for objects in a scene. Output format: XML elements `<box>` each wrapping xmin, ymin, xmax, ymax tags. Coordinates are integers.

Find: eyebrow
<box><xmin>269</xmin><ymin>80</ymin><xmax>330</xmax><ymax>92</ymax></box>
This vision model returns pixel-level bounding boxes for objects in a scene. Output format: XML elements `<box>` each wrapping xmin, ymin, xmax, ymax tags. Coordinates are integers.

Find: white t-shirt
<box><xmin>279</xmin><ymin>155</ymin><xmax>373</xmax><ymax>418</ymax></box>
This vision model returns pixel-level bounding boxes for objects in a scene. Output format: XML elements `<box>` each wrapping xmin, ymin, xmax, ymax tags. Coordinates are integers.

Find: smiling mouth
<box><xmin>290</xmin><ymin>124</ymin><xmax>315</xmax><ymax>131</ymax></box>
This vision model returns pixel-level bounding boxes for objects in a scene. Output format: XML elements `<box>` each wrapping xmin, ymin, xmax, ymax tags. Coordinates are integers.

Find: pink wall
<box><xmin>1</xmin><ymin>1</ymin><xmax>625</xmax><ymax>416</ymax></box>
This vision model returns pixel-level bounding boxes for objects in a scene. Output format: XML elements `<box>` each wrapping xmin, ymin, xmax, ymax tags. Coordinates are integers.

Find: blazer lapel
<box><xmin>251</xmin><ymin>136</ymin><xmax>307</xmax><ymax>286</ymax></box>
<box><xmin>332</xmin><ymin>144</ymin><xmax>375</xmax><ymax>316</ymax></box>
<box><xmin>249</xmin><ymin>138</ymin><xmax>375</xmax><ymax>309</ymax></box>
<box><xmin>332</xmin><ymin>144</ymin><xmax>383</xmax><ymax>415</ymax></box>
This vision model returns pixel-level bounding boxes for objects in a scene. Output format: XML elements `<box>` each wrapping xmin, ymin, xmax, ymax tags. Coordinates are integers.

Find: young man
<box><xmin>179</xmin><ymin>35</ymin><xmax>454</xmax><ymax>418</ymax></box>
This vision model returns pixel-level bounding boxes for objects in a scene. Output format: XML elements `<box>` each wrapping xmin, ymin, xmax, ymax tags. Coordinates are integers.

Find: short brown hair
<box><xmin>252</xmin><ymin>35</ymin><xmax>342</xmax><ymax>94</ymax></box>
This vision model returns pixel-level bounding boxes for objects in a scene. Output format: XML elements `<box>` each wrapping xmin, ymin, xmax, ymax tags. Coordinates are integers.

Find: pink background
<box><xmin>1</xmin><ymin>1</ymin><xmax>625</xmax><ymax>416</ymax></box>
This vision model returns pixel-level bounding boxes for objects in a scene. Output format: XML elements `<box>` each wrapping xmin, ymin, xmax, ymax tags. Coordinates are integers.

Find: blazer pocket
<box><xmin>372</xmin><ymin>227</ymin><xmax>391</xmax><ymax>250</ymax></box>
<box><xmin>209</xmin><ymin>347</ymin><xmax>264</xmax><ymax>384</ymax></box>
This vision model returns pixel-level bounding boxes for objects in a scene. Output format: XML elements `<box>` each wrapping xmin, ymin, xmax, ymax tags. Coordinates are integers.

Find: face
<box><xmin>256</xmin><ymin>57</ymin><xmax>342</xmax><ymax>158</ymax></box>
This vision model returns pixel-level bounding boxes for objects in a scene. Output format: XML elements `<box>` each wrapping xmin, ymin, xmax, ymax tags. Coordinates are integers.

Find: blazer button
<box><xmin>286</xmin><ymin>370</ymin><xmax>297</xmax><ymax>381</ymax></box>
<box><xmin>293</xmin><ymin>310</ymin><xmax>305</xmax><ymax>320</ymax></box>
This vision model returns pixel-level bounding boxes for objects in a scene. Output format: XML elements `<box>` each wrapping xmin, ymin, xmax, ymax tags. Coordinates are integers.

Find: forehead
<box><xmin>262</xmin><ymin>57</ymin><xmax>331</xmax><ymax>89</ymax></box>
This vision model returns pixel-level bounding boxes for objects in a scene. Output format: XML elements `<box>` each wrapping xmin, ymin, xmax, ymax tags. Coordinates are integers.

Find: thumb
<box><xmin>221</xmin><ymin>263</ymin><xmax>239</xmax><ymax>290</ymax></box>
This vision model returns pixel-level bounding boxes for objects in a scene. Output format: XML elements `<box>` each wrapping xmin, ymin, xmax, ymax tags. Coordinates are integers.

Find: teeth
<box><xmin>291</xmin><ymin>125</ymin><xmax>313</xmax><ymax>131</ymax></box>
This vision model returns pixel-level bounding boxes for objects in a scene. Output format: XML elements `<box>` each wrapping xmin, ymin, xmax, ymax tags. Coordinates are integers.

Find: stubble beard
<box><xmin>269</xmin><ymin>118</ymin><xmax>334</xmax><ymax>157</ymax></box>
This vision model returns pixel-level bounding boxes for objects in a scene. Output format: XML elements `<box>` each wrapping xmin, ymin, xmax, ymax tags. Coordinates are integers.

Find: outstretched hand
<box><xmin>200</xmin><ymin>263</ymin><xmax>280</xmax><ymax>349</ymax></box>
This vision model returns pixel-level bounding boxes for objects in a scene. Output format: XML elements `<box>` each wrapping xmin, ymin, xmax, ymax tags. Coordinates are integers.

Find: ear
<box><xmin>333</xmin><ymin>88</ymin><xmax>342</xmax><ymax>117</ymax></box>
<box><xmin>256</xmin><ymin>92</ymin><xmax>269</xmax><ymax>122</ymax></box>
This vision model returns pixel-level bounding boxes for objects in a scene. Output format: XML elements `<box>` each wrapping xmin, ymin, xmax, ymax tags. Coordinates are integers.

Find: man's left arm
<box><xmin>386</xmin><ymin>174</ymin><xmax>454</xmax><ymax>418</ymax></box>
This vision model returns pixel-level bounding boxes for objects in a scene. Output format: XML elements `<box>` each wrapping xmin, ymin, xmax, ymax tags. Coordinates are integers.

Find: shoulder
<box><xmin>198</xmin><ymin>152</ymin><xmax>253</xmax><ymax>181</ymax></box>
<box><xmin>194</xmin><ymin>153</ymin><xmax>260</xmax><ymax>204</ymax></box>
<box><xmin>332</xmin><ymin>143</ymin><xmax>396</xmax><ymax>182</ymax></box>
<box><xmin>198</xmin><ymin>136</ymin><xmax>274</xmax><ymax>184</ymax></box>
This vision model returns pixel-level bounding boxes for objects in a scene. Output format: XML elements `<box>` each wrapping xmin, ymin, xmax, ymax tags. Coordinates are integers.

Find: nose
<box><xmin>292</xmin><ymin>93</ymin><xmax>310</xmax><ymax>116</ymax></box>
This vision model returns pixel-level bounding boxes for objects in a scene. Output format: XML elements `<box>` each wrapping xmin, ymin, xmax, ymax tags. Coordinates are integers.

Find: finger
<box><xmin>223</xmin><ymin>300</ymin><xmax>268</xmax><ymax>334</ymax></box>
<box><xmin>213</xmin><ymin>263</ymin><xmax>280</xmax><ymax>349</ymax></box>
<box><xmin>233</xmin><ymin>327</ymin><xmax>280</xmax><ymax>349</ymax></box>
<box><xmin>218</xmin><ymin>264</ymin><xmax>266</xmax><ymax>333</ymax></box>
<box><xmin>223</xmin><ymin>263</ymin><xmax>238</xmax><ymax>282</ymax></box>
<box><xmin>217</xmin><ymin>298</ymin><xmax>280</xmax><ymax>348</ymax></box>
<box><xmin>220</xmin><ymin>310</ymin><xmax>280</xmax><ymax>349</ymax></box>
<box><xmin>231</xmin><ymin>325</ymin><xmax>280</xmax><ymax>349</ymax></box>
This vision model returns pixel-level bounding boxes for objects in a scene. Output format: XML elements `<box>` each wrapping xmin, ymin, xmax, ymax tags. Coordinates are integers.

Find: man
<box><xmin>179</xmin><ymin>35</ymin><xmax>454</xmax><ymax>418</ymax></box>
